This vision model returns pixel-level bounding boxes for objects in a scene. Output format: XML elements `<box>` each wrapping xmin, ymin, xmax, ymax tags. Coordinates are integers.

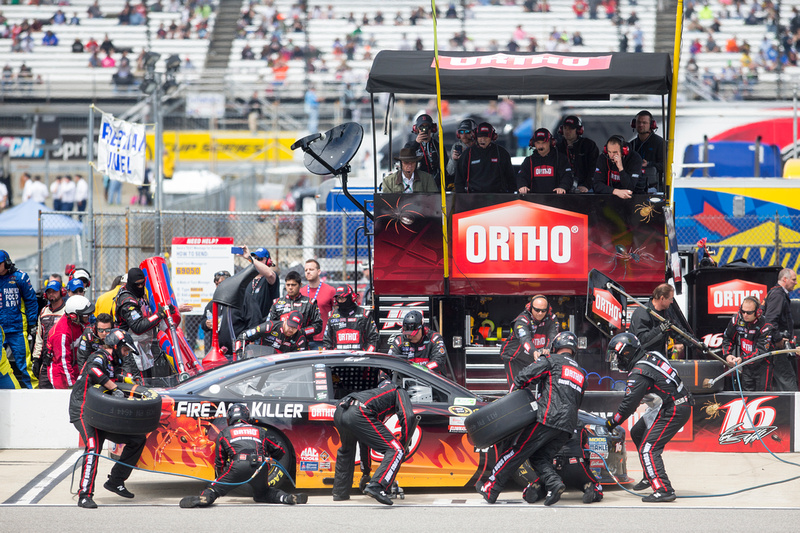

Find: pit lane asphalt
<box><xmin>1</xmin><ymin>450</ymin><xmax>799</xmax><ymax>532</ymax></box>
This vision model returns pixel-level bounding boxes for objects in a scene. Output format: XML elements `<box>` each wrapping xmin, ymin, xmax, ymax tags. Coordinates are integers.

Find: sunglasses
<box><xmin>532</xmin><ymin>307</ymin><xmax>548</xmax><ymax>313</ymax></box>
<box><xmin>214</xmin><ymin>271</ymin><xmax>231</xmax><ymax>278</ymax></box>
<box><xmin>74</xmin><ymin>289</ymin><xmax>85</xmax><ymax>294</ymax></box>
<box><xmin>741</xmin><ymin>309</ymin><xmax>756</xmax><ymax>315</ymax></box>
<box><xmin>458</xmin><ymin>129</ymin><xmax>472</xmax><ymax>135</ymax></box>
<box><xmin>97</xmin><ymin>327</ymin><xmax>113</xmax><ymax>332</ymax></box>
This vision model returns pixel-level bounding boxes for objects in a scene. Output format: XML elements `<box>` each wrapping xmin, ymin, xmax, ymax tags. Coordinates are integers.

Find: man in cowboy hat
<box><xmin>381</xmin><ymin>147</ymin><xmax>439</xmax><ymax>193</ymax></box>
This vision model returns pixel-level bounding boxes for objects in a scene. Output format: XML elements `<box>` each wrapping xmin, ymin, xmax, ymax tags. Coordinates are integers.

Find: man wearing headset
<box><xmin>721</xmin><ymin>295</ymin><xmax>774</xmax><ymax>391</ymax></box>
<box><xmin>592</xmin><ymin>135</ymin><xmax>646</xmax><ymax>199</ymax></box>
<box><xmin>629</xmin><ymin>110</ymin><xmax>664</xmax><ymax>193</ymax></box>
<box><xmin>500</xmin><ymin>295</ymin><xmax>560</xmax><ymax>386</ymax></box>
<box><xmin>555</xmin><ymin>115</ymin><xmax>599</xmax><ymax>193</ymax></box>
<box><xmin>455</xmin><ymin>122</ymin><xmax>515</xmax><ymax>194</ymax></box>
<box><xmin>517</xmin><ymin>128</ymin><xmax>573</xmax><ymax>194</ymax></box>
<box><xmin>408</xmin><ymin>113</ymin><xmax>448</xmax><ymax>187</ymax></box>
<box><xmin>446</xmin><ymin>118</ymin><xmax>477</xmax><ymax>185</ymax></box>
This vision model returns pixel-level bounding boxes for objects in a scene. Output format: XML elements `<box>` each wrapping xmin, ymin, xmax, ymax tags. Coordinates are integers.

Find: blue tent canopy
<box><xmin>0</xmin><ymin>200</ymin><xmax>84</xmax><ymax>236</ymax></box>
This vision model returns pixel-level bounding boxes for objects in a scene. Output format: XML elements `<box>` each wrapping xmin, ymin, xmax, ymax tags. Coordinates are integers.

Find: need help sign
<box><xmin>170</xmin><ymin>238</ymin><xmax>235</xmax><ymax>316</ymax></box>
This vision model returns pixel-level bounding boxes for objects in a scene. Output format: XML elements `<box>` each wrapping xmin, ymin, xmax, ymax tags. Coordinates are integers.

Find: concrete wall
<box><xmin>0</xmin><ymin>390</ymin><xmax>76</xmax><ymax>449</ymax></box>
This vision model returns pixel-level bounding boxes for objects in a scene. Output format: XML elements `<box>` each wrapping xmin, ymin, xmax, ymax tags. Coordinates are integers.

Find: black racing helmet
<box><xmin>550</xmin><ymin>331</ymin><xmax>578</xmax><ymax>354</ymax></box>
<box><xmin>606</xmin><ymin>332</ymin><xmax>644</xmax><ymax>372</ymax></box>
<box><xmin>104</xmin><ymin>328</ymin><xmax>138</xmax><ymax>353</ymax></box>
<box><xmin>227</xmin><ymin>403</ymin><xmax>251</xmax><ymax>426</ymax></box>
<box><xmin>402</xmin><ymin>310</ymin><xmax>424</xmax><ymax>336</ymax></box>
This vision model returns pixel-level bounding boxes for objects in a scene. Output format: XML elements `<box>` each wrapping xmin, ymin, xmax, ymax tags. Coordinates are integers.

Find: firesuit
<box><xmin>69</xmin><ymin>347</ymin><xmax>147</xmax><ymax>506</ymax></box>
<box><xmin>607</xmin><ymin>349</ymin><xmax>693</xmax><ymax>497</ymax></box>
<box><xmin>516</xmin><ymin>149</ymin><xmax>573</xmax><ymax>193</ymax></box>
<box><xmin>115</xmin><ymin>269</ymin><xmax>163</xmax><ymax>374</ymax></box>
<box><xmin>332</xmin><ymin>379</ymin><xmax>414</xmax><ymax>502</ymax></box>
<box><xmin>630</xmin><ymin>132</ymin><xmax>665</xmax><ymax>191</ymax></box>
<box><xmin>500</xmin><ymin>303</ymin><xmax>559</xmax><ymax>386</ymax></box>
<box><xmin>592</xmin><ymin>149</ymin><xmax>646</xmax><ymax>194</ymax></box>
<box><xmin>0</xmin><ymin>327</ymin><xmax>21</xmax><ymax>389</ymax></box>
<box><xmin>721</xmin><ymin>312</ymin><xmax>773</xmax><ymax>391</ymax></box>
<box><xmin>763</xmin><ymin>283</ymin><xmax>798</xmax><ymax>391</ymax></box>
<box><xmin>556</xmin><ymin>136</ymin><xmax>600</xmax><ymax>191</ymax></box>
<box><xmin>47</xmin><ymin>314</ymin><xmax>84</xmax><ymax>388</ymax></box>
<box><xmin>478</xmin><ymin>351</ymin><xmax>586</xmax><ymax>503</ymax></box>
<box><xmin>76</xmin><ymin>326</ymin><xmax>139</xmax><ymax>378</ymax></box>
<box><xmin>323</xmin><ymin>300</ymin><xmax>379</xmax><ymax>351</ymax></box>
<box><xmin>268</xmin><ymin>294</ymin><xmax>322</xmax><ymax>340</ymax></box>
<box><xmin>242</xmin><ymin>319</ymin><xmax>308</xmax><ymax>354</ymax></box>
<box><xmin>0</xmin><ymin>251</ymin><xmax>39</xmax><ymax>388</ymax></box>
<box><xmin>32</xmin><ymin>298</ymin><xmax>65</xmax><ymax>389</ymax></box>
<box><xmin>455</xmin><ymin>142</ymin><xmax>515</xmax><ymax>194</ymax></box>
<box><xmin>387</xmin><ymin>327</ymin><xmax>448</xmax><ymax>374</ymax></box>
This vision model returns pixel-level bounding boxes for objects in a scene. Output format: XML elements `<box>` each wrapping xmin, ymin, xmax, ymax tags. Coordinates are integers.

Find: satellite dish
<box><xmin>295</xmin><ymin>122</ymin><xmax>363</xmax><ymax>176</ymax></box>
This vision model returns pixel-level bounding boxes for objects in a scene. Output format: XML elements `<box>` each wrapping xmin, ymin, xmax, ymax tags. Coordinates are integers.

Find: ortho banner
<box><xmin>96</xmin><ymin>113</ymin><xmax>146</xmax><ymax>185</ymax></box>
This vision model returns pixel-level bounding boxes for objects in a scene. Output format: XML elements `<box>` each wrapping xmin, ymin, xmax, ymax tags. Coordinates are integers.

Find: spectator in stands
<box><xmin>88</xmin><ymin>1</ymin><xmax>102</xmax><ymax>19</ymax></box>
<box><xmin>619</xmin><ymin>32</ymin><xmax>628</xmax><ymax>52</ymax></box>
<box><xmin>72</xmin><ymin>38</ymin><xmax>84</xmax><ymax>53</ymax></box>
<box><xmin>113</xmin><ymin>64</ymin><xmax>135</xmax><ymax>91</ymax></box>
<box><xmin>573</xmin><ymin>32</ymin><xmax>584</xmax><ymax>46</ymax></box>
<box><xmin>241</xmin><ymin>44</ymin><xmax>255</xmax><ymax>60</ymax></box>
<box><xmin>527</xmin><ymin>37</ymin><xmax>538</xmax><ymax>52</ymax></box>
<box><xmin>446</xmin><ymin>3</ymin><xmax>458</xmax><ymax>19</ymax></box>
<box><xmin>157</xmin><ymin>23</ymin><xmax>167</xmax><ymax>39</ymax></box>
<box><xmin>394</xmin><ymin>10</ymin><xmax>404</xmax><ymax>25</ymax></box>
<box><xmin>85</xmin><ymin>37</ymin><xmax>98</xmax><ymax>53</ymax></box>
<box><xmin>17</xmin><ymin>62</ymin><xmax>32</xmax><ymax>91</ymax></box>
<box><xmin>131</xmin><ymin>1</ymin><xmax>147</xmax><ymax>26</ymax></box>
<box><xmin>604</xmin><ymin>0</ymin><xmax>616</xmax><ymax>20</ymax></box>
<box><xmin>513</xmin><ymin>25</ymin><xmax>528</xmax><ymax>42</ymax></box>
<box><xmin>588</xmin><ymin>0</ymin><xmax>599</xmax><ymax>19</ymax></box>
<box><xmin>42</xmin><ymin>30</ymin><xmax>58</xmax><ymax>47</ymax></box>
<box><xmin>574</xmin><ymin>0</ymin><xmax>588</xmax><ymax>18</ymax></box>
<box><xmin>118</xmin><ymin>4</ymin><xmax>132</xmax><ymax>25</ymax></box>
<box><xmin>69</xmin><ymin>12</ymin><xmax>80</xmax><ymax>25</ymax></box>
<box><xmin>632</xmin><ymin>26</ymin><xmax>644</xmax><ymax>53</ymax></box>
<box><xmin>52</xmin><ymin>10</ymin><xmax>66</xmax><ymax>25</ymax></box>
<box><xmin>247</xmin><ymin>91</ymin><xmax>262</xmax><ymax>133</ymax></box>
<box><xmin>627</xmin><ymin>10</ymin><xmax>639</xmax><ymax>25</ymax></box>
<box><xmin>705</xmin><ymin>33</ymin><xmax>720</xmax><ymax>53</ymax></box>
<box><xmin>100</xmin><ymin>34</ymin><xmax>115</xmax><ymax>55</ymax></box>
<box><xmin>88</xmin><ymin>51</ymin><xmax>100</xmax><ymax>68</ymax></box>
<box><xmin>709</xmin><ymin>17</ymin><xmax>721</xmax><ymax>32</ymax></box>
<box><xmin>690</xmin><ymin>38</ymin><xmax>702</xmax><ymax>55</ymax></box>
<box><xmin>1</xmin><ymin>64</ymin><xmax>13</xmax><ymax>89</ymax></box>
<box><xmin>101</xmin><ymin>53</ymin><xmax>116</xmax><ymax>69</ymax></box>
<box><xmin>697</xmin><ymin>3</ymin><xmax>714</xmax><ymax>21</ymax></box>
<box><xmin>726</xmin><ymin>35</ymin><xmax>740</xmax><ymax>53</ymax></box>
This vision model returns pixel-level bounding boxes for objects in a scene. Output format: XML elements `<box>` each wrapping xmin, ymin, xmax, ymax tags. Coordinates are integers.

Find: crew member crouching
<box><xmin>387</xmin><ymin>310</ymin><xmax>448</xmax><ymax>374</ymax></box>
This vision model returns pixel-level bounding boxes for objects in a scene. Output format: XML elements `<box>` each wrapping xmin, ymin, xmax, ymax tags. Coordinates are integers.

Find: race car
<box><xmin>136</xmin><ymin>350</ymin><xmax>629</xmax><ymax>489</ymax></box>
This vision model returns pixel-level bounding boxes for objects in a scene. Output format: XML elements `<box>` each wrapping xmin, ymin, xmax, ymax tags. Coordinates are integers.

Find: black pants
<box><xmin>479</xmin><ymin>423</ymin><xmax>570</xmax><ymax>498</ymax></box>
<box><xmin>332</xmin><ymin>405</ymin><xmax>405</xmax><ymax>497</ymax></box>
<box><xmin>630</xmin><ymin>403</ymin><xmax>691</xmax><ymax>493</ymax></box>
<box><xmin>734</xmin><ymin>359</ymin><xmax>772</xmax><ymax>392</ymax></box>
<box><xmin>73</xmin><ymin>420</ymin><xmax>147</xmax><ymax>498</ymax></box>
<box><xmin>503</xmin><ymin>353</ymin><xmax>534</xmax><ymax>389</ymax></box>
<box><xmin>204</xmin><ymin>459</ymin><xmax>288</xmax><ymax>504</ymax></box>
<box><xmin>528</xmin><ymin>453</ymin><xmax>602</xmax><ymax>499</ymax></box>
<box><xmin>771</xmin><ymin>353</ymin><xmax>798</xmax><ymax>392</ymax></box>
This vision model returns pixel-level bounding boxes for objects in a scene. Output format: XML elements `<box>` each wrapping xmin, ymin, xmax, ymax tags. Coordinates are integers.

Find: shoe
<box><xmin>543</xmin><ymin>483</ymin><xmax>565</xmax><ymax>506</ymax></box>
<box><xmin>522</xmin><ymin>482</ymin><xmax>542</xmax><ymax>504</ymax></box>
<box><xmin>642</xmin><ymin>490</ymin><xmax>676</xmax><ymax>503</ymax></box>
<box><xmin>284</xmin><ymin>493</ymin><xmax>308</xmax><ymax>505</ymax></box>
<box><xmin>104</xmin><ymin>480</ymin><xmax>134</xmax><ymax>499</ymax></box>
<box><xmin>476</xmin><ymin>482</ymin><xmax>497</xmax><ymax>504</ymax></box>
<box><xmin>179</xmin><ymin>496</ymin><xmax>202</xmax><ymax>508</ymax></box>
<box><xmin>332</xmin><ymin>493</ymin><xmax>350</xmax><ymax>501</ymax></box>
<box><xmin>78</xmin><ymin>496</ymin><xmax>97</xmax><ymax>509</ymax></box>
<box><xmin>633</xmin><ymin>478</ymin><xmax>650</xmax><ymax>491</ymax></box>
<box><xmin>583</xmin><ymin>486</ymin><xmax>598</xmax><ymax>504</ymax></box>
<box><xmin>364</xmin><ymin>483</ymin><xmax>393</xmax><ymax>506</ymax></box>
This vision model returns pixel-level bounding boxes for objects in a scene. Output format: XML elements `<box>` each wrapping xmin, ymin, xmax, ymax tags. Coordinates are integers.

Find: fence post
<box><xmin>754</xmin><ymin>136</ymin><xmax>761</xmax><ymax>178</ymax></box>
<box><xmin>125</xmin><ymin>208</ymin><xmax>130</xmax><ymax>271</ymax></box>
<box><xmin>775</xmin><ymin>211</ymin><xmax>781</xmax><ymax>265</ymax></box>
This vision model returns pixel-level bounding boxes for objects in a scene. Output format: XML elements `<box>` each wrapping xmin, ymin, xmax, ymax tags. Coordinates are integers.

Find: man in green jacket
<box><xmin>381</xmin><ymin>147</ymin><xmax>439</xmax><ymax>193</ymax></box>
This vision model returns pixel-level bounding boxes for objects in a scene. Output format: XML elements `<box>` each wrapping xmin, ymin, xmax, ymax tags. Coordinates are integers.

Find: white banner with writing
<box><xmin>96</xmin><ymin>113</ymin><xmax>146</xmax><ymax>185</ymax></box>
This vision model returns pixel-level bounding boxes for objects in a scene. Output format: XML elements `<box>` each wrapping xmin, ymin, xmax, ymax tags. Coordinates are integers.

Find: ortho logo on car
<box><xmin>707</xmin><ymin>279</ymin><xmax>767</xmax><ymax>314</ymax></box>
<box><xmin>452</xmin><ymin>200</ymin><xmax>588</xmax><ymax>279</ymax></box>
<box><xmin>593</xmin><ymin>288</ymin><xmax>622</xmax><ymax>329</ymax></box>
<box><xmin>308</xmin><ymin>403</ymin><xmax>336</xmax><ymax>421</ymax></box>
<box><xmin>433</xmin><ymin>53</ymin><xmax>612</xmax><ymax>72</ymax></box>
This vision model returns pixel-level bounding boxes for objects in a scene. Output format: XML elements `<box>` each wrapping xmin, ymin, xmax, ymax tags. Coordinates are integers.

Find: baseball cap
<box><xmin>476</xmin><ymin>122</ymin><xmax>494</xmax><ymax>138</ymax></box>
<box><xmin>285</xmin><ymin>310</ymin><xmax>304</xmax><ymax>328</ymax></box>
<box><xmin>533</xmin><ymin>128</ymin><xmax>552</xmax><ymax>142</ymax></box>
<box><xmin>250</xmin><ymin>248</ymin><xmax>270</xmax><ymax>259</ymax></box>
<box><xmin>562</xmin><ymin>115</ymin><xmax>581</xmax><ymax>129</ymax></box>
<box><xmin>67</xmin><ymin>279</ymin><xmax>85</xmax><ymax>292</ymax></box>
<box><xmin>45</xmin><ymin>280</ymin><xmax>62</xmax><ymax>293</ymax></box>
<box><xmin>458</xmin><ymin>118</ymin><xmax>477</xmax><ymax>133</ymax></box>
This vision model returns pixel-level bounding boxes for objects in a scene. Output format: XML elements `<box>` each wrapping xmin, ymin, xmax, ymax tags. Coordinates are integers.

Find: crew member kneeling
<box><xmin>180</xmin><ymin>403</ymin><xmax>307</xmax><ymax>508</ymax></box>
<box><xmin>69</xmin><ymin>329</ymin><xmax>147</xmax><ymax>509</ymax></box>
<box><xmin>387</xmin><ymin>310</ymin><xmax>447</xmax><ymax>374</ymax></box>
<box><xmin>238</xmin><ymin>310</ymin><xmax>308</xmax><ymax>356</ymax></box>
<box><xmin>605</xmin><ymin>332</ymin><xmax>693</xmax><ymax>503</ymax></box>
<box><xmin>332</xmin><ymin>373</ymin><xmax>413</xmax><ymax>505</ymax></box>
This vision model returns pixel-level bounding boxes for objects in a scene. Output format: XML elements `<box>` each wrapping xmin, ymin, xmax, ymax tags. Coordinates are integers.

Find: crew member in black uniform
<box><xmin>478</xmin><ymin>332</ymin><xmax>586</xmax><ymax>506</ymax></box>
<box><xmin>387</xmin><ymin>310</ymin><xmax>447</xmax><ymax>374</ymax></box>
<box><xmin>517</xmin><ymin>128</ymin><xmax>573</xmax><ymax>194</ymax></box>
<box><xmin>521</xmin><ymin>332</ymin><xmax>603</xmax><ymax>505</ymax></box>
<box><xmin>593</xmin><ymin>135</ymin><xmax>645</xmax><ymax>199</ymax></box>
<box><xmin>268</xmin><ymin>270</ymin><xmax>322</xmax><ymax>340</ymax></box>
<box><xmin>455</xmin><ymin>122</ymin><xmax>515</xmax><ymax>194</ymax></box>
<box><xmin>115</xmin><ymin>267</ymin><xmax>168</xmax><ymax>377</ymax></box>
<box><xmin>332</xmin><ymin>374</ymin><xmax>414</xmax><ymax>505</ymax></box>
<box><xmin>629</xmin><ymin>110</ymin><xmax>665</xmax><ymax>192</ymax></box>
<box><xmin>239</xmin><ymin>310</ymin><xmax>308</xmax><ymax>355</ymax></box>
<box><xmin>323</xmin><ymin>285</ymin><xmax>379</xmax><ymax>351</ymax></box>
<box><xmin>555</xmin><ymin>115</ymin><xmax>599</xmax><ymax>193</ymax></box>
<box><xmin>500</xmin><ymin>295</ymin><xmax>559</xmax><ymax>386</ymax></box>
<box><xmin>605</xmin><ymin>332</ymin><xmax>693</xmax><ymax>503</ymax></box>
<box><xmin>630</xmin><ymin>283</ymin><xmax>683</xmax><ymax>357</ymax></box>
<box><xmin>763</xmin><ymin>268</ymin><xmax>799</xmax><ymax>391</ymax></box>
<box><xmin>76</xmin><ymin>312</ymin><xmax>138</xmax><ymax>379</ymax></box>
<box><xmin>69</xmin><ymin>329</ymin><xmax>147</xmax><ymax>509</ymax></box>
<box><xmin>408</xmin><ymin>113</ymin><xmax>448</xmax><ymax>187</ymax></box>
<box><xmin>180</xmin><ymin>403</ymin><xmax>308</xmax><ymax>508</ymax></box>
<box><xmin>721</xmin><ymin>295</ymin><xmax>774</xmax><ymax>391</ymax></box>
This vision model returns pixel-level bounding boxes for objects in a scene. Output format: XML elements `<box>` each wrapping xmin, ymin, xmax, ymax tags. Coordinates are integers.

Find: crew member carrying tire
<box><xmin>500</xmin><ymin>295</ymin><xmax>559</xmax><ymax>386</ymax></box>
<box><xmin>179</xmin><ymin>403</ymin><xmax>308</xmax><ymax>508</ymax></box>
<box><xmin>604</xmin><ymin>332</ymin><xmax>693</xmax><ymax>503</ymax></box>
<box><xmin>477</xmin><ymin>331</ymin><xmax>585</xmax><ymax>506</ymax></box>
<box><xmin>323</xmin><ymin>285</ymin><xmax>379</xmax><ymax>351</ymax></box>
<box><xmin>387</xmin><ymin>310</ymin><xmax>448</xmax><ymax>374</ymax></box>
<box><xmin>69</xmin><ymin>329</ymin><xmax>149</xmax><ymax>509</ymax></box>
<box><xmin>332</xmin><ymin>373</ymin><xmax>414</xmax><ymax>505</ymax></box>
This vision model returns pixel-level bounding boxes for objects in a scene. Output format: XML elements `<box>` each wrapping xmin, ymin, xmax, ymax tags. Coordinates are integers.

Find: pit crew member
<box><xmin>387</xmin><ymin>310</ymin><xmax>447</xmax><ymax>374</ymax></box>
<box><xmin>32</xmin><ymin>279</ymin><xmax>66</xmax><ymax>389</ymax></box>
<box><xmin>323</xmin><ymin>285</ymin><xmax>379</xmax><ymax>351</ymax></box>
<box><xmin>268</xmin><ymin>270</ymin><xmax>322</xmax><ymax>340</ymax></box>
<box><xmin>0</xmin><ymin>249</ymin><xmax>38</xmax><ymax>388</ymax></box>
<box><xmin>48</xmin><ymin>295</ymin><xmax>94</xmax><ymax>389</ymax></box>
<box><xmin>592</xmin><ymin>135</ymin><xmax>645</xmax><ymax>199</ymax></box>
<box><xmin>239</xmin><ymin>310</ymin><xmax>308</xmax><ymax>355</ymax></box>
<box><xmin>455</xmin><ymin>122</ymin><xmax>515</xmax><ymax>194</ymax></box>
<box><xmin>555</xmin><ymin>115</ymin><xmax>599</xmax><ymax>193</ymax></box>
<box><xmin>500</xmin><ymin>295</ymin><xmax>559</xmax><ymax>386</ymax></box>
<box><xmin>721</xmin><ymin>295</ymin><xmax>773</xmax><ymax>391</ymax></box>
<box><xmin>516</xmin><ymin>128</ymin><xmax>573</xmax><ymax>194</ymax></box>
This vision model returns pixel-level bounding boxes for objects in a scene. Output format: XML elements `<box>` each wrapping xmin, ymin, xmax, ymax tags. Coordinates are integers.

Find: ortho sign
<box><xmin>433</xmin><ymin>53</ymin><xmax>612</xmax><ymax>71</ymax></box>
<box><xmin>593</xmin><ymin>288</ymin><xmax>623</xmax><ymax>329</ymax></box>
<box><xmin>452</xmin><ymin>200</ymin><xmax>588</xmax><ymax>279</ymax></box>
<box><xmin>707</xmin><ymin>279</ymin><xmax>767</xmax><ymax>314</ymax></box>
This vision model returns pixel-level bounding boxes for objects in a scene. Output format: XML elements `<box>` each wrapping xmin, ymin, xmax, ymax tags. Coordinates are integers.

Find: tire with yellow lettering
<box><xmin>84</xmin><ymin>383</ymin><xmax>162</xmax><ymax>435</ymax></box>
<box><xmin>265</xmin><ymin>428</ymin><xmax>295</xmax><ymax>490</ymax></box>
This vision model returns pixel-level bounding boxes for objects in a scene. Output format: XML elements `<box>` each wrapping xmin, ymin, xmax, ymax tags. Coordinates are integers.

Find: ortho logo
<box><xmin>452</xmin><ymin>200</ymin><xmax>588</xmax><ymax>279</ymax></box>
<box><xmin>593</xmin><ymin>288</ymin><xmax>622</xmax><ymax>329</ymax></box>
<box><xmin>308</xmin><ymin>403</ymin><xmax>336</xmax><ymax>421</ymax></box>
<box><xmin>707</xmin><ymin>279</ymin><xmax>766</xmax><ymax>314</ymax></box>
<box><xmin>432</xmin><ymin>53</ymin><xmax>612</xmax><ymax>72</ymax></box>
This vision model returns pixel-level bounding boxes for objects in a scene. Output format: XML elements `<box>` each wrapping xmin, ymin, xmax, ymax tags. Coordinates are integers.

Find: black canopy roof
<box><xmin>366</xmin><ymin>51</ymin><xmax>672</xmax><ymax>99</ymax></box>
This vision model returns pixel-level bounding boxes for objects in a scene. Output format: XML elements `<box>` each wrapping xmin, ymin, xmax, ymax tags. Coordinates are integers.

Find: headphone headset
<box><xmin>529</xmin><ymin>129</ymin><xmax>557</xmax><ymax>149</ymax></box>
<box><xmin>412</xmin><ymin>115</ymin><xmax>438</xmax><ymax>135</ymax></box>
<box><xmin>456</xmin><ymin>119</ymin><xmax>477</xmax><ymax>141</ymax></box>
<box><xmin>557</xmin><ymin>116</ymin><xmax>584</xmax><ymax>136</ymax></box>
<box><xmin>631</xmin><ymin>111</ymin><xmax>658</xmax><ymax>132</ymax></box>
<box><xmin>474</xmin><ymin>123</ymin><xmax>498</xmax><ymax>142</ymax></box>
<box><xmin>526</xmin><ymin>294</ymin><xmax>550</xmax><ymax>313</ymax></box>
<box><xmin>739</xmin><ymin>296</ymin><xmax>762</xmax><ymax>318</ymax></box>
<box><xmin>603</xmin><ymin>135</ymin><xmax>630</xmax><ymax>156</ymax></box>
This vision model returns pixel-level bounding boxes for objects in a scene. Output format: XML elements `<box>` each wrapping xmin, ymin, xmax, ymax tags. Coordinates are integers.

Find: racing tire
<box><xmin>465</xmin><ymin>389</ymin><xmax>538</xmax><ymax>449</ymax></box>
<box><xmin>84</xmin><ymin>383</ymin><xmax>162</xmax><ymax>435</ymax></box>
<box><xmin>265</xmin><ymin>429</ymin><xmax>295</xmax><ymax>490</ymax></box>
